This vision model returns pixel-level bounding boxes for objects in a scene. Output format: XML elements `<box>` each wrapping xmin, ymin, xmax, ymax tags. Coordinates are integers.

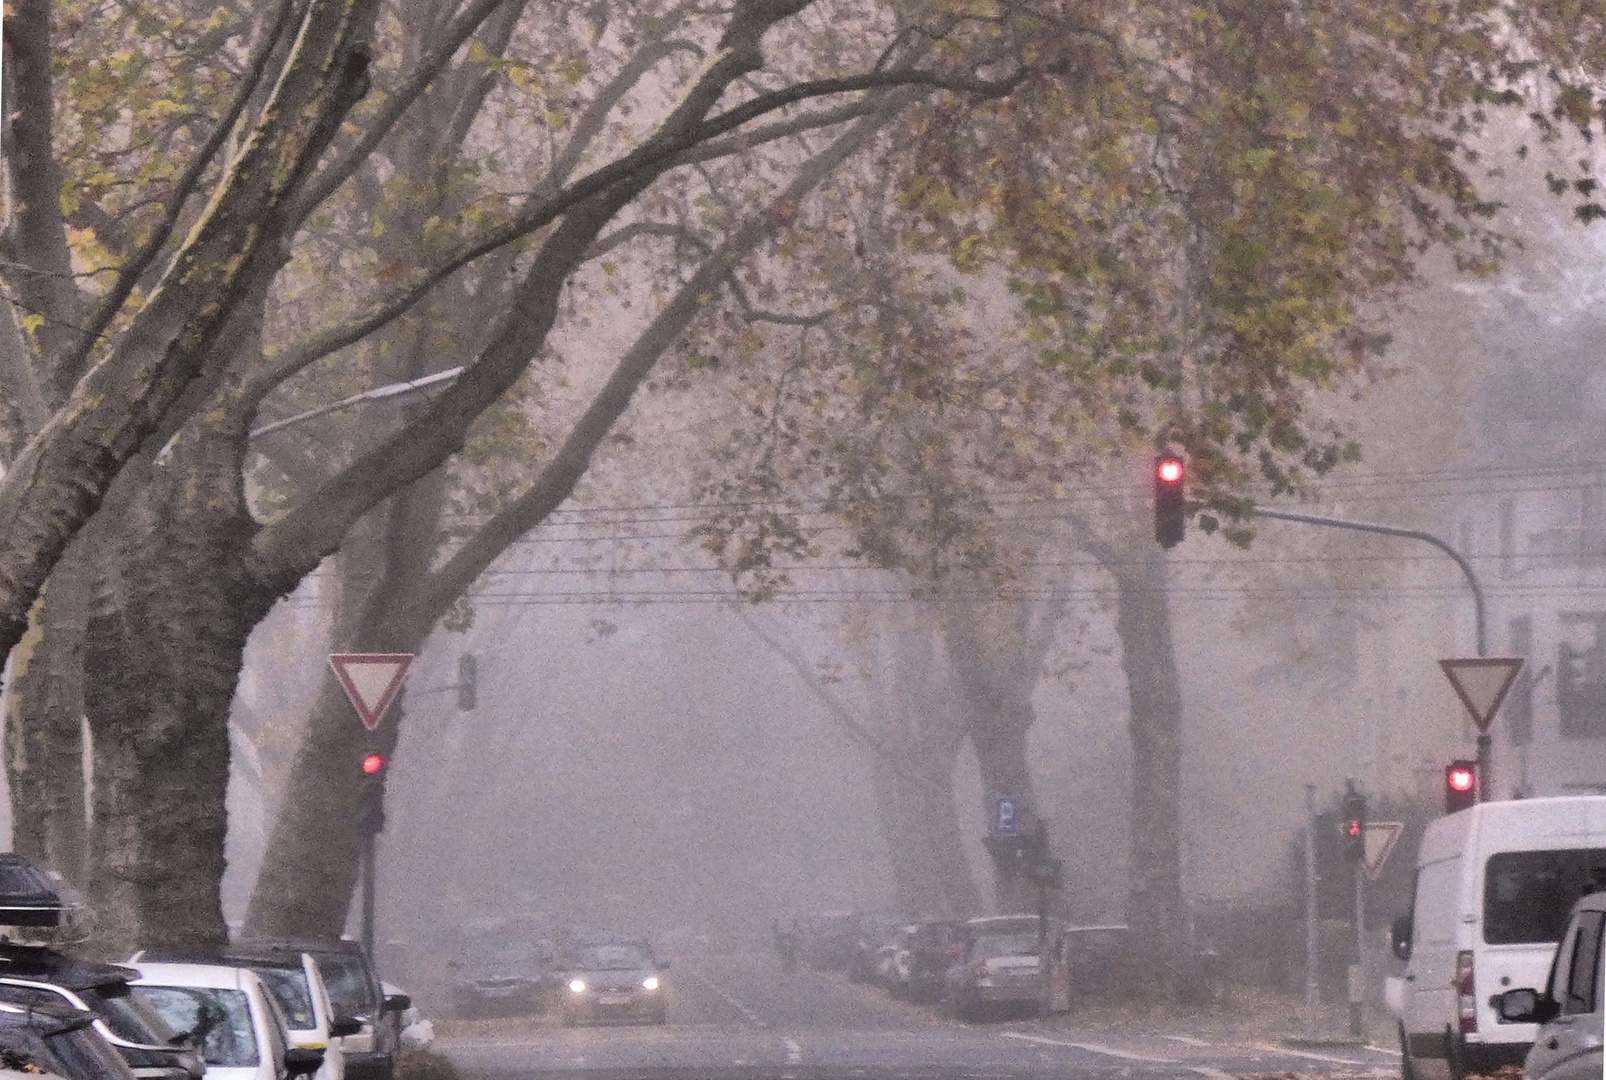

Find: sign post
<box><xmin>329</xmin><ymin>653</ymin><xmax>414</xmax><ymax>957</ymax></box>
<box><xmin>1438</xmin><ymin>657</ymin><xmax>1523</xmax><ymax>801</ymax></box>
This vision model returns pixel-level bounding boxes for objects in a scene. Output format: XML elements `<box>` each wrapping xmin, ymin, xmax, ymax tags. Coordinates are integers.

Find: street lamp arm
<box><xmin>1253</xmin><ymin>506</ymin><xmax>1486</xmax><ymax>656</ymax></box>
<box><xmin>248</xmin><ymin>366</ymin><xmax>464</xmax><ymax>440</ymax></box>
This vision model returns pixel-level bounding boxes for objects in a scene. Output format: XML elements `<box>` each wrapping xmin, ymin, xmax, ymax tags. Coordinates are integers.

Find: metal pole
<box><xmin>360</xmin><ymin>832</ymin><xmax>377</xmax><ymax>958</ymax></box>
<box><xmin>1253</xmin><ymin>508</ymin><xmax>1485</xmax><ymax>656</ymax></box>
<box><xmin>1350</xmin><ymin>861</ymin><xmax>1365</xmax><ymax>1039</ymax></box>
<box><xmin>1305</xmin><ymin>784</ymin><xmax>1320</xmax><ymax>1035</ymax></box>
<box><xmin>1257</xmin><ymin>507</ymin><xmax>1493</xmax><ymax>795</ymax></box>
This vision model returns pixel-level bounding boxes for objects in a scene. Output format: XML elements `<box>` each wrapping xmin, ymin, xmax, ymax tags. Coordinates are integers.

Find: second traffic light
<box><xmin>1445</xmin><ymin>760</ymin><xmax>1478</xmax><ymax>814</ymax></box>
<box><xmin>1341</xmin><ymin>785</ymin><xmax>1367</xmax><ymax>862</ymax></box>
<box><xmin>1154</xmin><ymin>456</ymin><xmax>1186</xmax><ymax>549</ymax></box>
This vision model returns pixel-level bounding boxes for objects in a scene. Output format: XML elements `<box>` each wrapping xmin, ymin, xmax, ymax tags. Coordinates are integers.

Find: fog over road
<box><xmin>438</xmin><ymin>950</ymin><xmax>1403</xmax><ymax>1080</ymax></box>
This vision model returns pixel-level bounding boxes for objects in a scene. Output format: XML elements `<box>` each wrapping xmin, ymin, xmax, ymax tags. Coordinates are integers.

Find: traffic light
<box><xmin>359</xmin><ymin>753</ymin><xmax>387</xmax><ymax>834</ymax></box>
<box><xmin>1154</xmin><ymin>455</ymin><xmax>1186</xmax><ymax>549</ymax></box>
<box><xmin>457</xmin><ymin>653</ymin><xmax>477</xmax><ymax>711</ymax></box>
<box><xmin>1445</xmin><ymin>760</ymin><xmax>1478</xmax><ymax>813</ymax></box>
<box><xmin>1341</xmin><ymin>785</ymin><xmax>1367</xmax><ymax>862</ymax></box>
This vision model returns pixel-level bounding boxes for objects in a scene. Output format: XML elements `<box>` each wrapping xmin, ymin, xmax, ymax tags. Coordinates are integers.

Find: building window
<box><xmin>1557</xmin><ymin>613</ymin><xmax>1606</xmax><ymax>739</ymax></box>
<box><xmin>1509</xmin><ymin>615</ymin><xmax>1533</xmax><ymax>747</ymax></box>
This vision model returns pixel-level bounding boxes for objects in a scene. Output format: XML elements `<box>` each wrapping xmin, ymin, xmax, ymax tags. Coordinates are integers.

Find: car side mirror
<box><xmin>283</xmin><ymin>1047</ymin><xmax>325</xmax><ymax>1077</ymax></box>
<box><xmin>1390</xmin><ymin>914</ymin><xmax>1413</xmax><ymax>962</ymax></box>
<box><xmin>1496</xmin><ymin>988</ymin><xmax>1541</xmax><ymax>1023</ymax></box>
<box><xmin>382</xmin><ymin>993</ymin><xmax>411</xmax><ymax>1014</ymax></box>
<box><xmin>329</xmin><ymin>1016</ymin><xmax>362</xmax><ymax>1038</ymax></box>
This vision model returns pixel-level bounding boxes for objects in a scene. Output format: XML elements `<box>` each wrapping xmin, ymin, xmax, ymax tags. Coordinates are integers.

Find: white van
<box><xmin>1392</xmin><ymin>796</ymin><xmax>1606</xmax><ymax>1080</ymax></box>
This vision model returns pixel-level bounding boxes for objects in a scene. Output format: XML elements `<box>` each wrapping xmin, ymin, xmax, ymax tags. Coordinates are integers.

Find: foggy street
<box><xmin>438</xmin><ymin>948</ymin><xmax>1402</xmax><ymax>1080</ymax></box>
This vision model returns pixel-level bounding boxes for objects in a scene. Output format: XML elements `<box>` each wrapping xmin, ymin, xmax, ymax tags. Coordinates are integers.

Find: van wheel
<box><xmin>1397</xmin><ymin>1024</ymin><xmax>1416</xmax><ymax>1080</ymax></box>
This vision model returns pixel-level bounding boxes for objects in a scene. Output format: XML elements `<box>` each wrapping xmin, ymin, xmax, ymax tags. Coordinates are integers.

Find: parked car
<box><xmin>847</xmin><ymin>912</ymin><xmax>912</xmax><ymax>983</ymax></box>
<box><xmin>127</xmin><ymin>963</ymin><xmax>323</xmax><ymax>1080</ymax></box>
<box><xmin>888</xmin><ymin>919</ymin><xmax>964</xmax><ymax>1004</ymax></box>
<box><xmin>556</xmin><ymin>938</ymin><xmax>667</xmax><ymax>1026</ymax></box>
<box><xmin>211</xmin><ymin>947</ymin><xmax>355</xmax><ymax>1080</ymax></box>
<box><xmin>941</xmin><ymin>916</ymin><xmax>1045</xmax><ymax>1022</ymax></box>
<box><xmin>1391</xmin><ymin>796</ymin><xmax>1606</xmax><ymax>1080</ymax></box>
<box><xmin>450</xmin><ymin>935</ymin><xmax>552</xmax><ymax>1019</ymax></box>
<box><xmin>0</xmin><ymin>945</ymin><xmax>203</xmax><ymax>1080</ymax></box>
<box><xmin>234</xmin><ymin>942</ymin><xmax>401</xmax><ymax>1080</ymax></box>
<box><xmin>1042</xmin><ymin>924</ymin><xmax>1138</xmax><ymax>1011</ymax></box>
<box><xmin>0</xmin><ymin>1000</ymin><xmax>138</xmax><ymax>1080</ymax></box>
<box><xmin>1495</xmin><ymin>889</ymin><xmax>1606</xmax><ymax>1080</ymax></box>
<box><xmin>797</xmin><ymin>910</ymin><xmax>857</xmax><ymax>970</ymax></box>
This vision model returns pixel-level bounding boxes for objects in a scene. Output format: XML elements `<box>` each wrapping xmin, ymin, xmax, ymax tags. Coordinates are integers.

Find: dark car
<box><xmin>0</xmin><ymin>945</ymin><xmax>203</xmax><ymax>1080</ymax></box>
<box><xmin>889</xmin><ymin>919</ymin><xmax>964</xmax><ymax>1003</ymax></box>
<box><xmin>0</xmin><ymin>1000</ymin><xmax>141</xmax><ymax>1080</ymax></box>
<box><xmin>556</xmin><ymin>939</ymin><xmax>667</xmax><ymax>1026</ymax></box>
<box><xmin>235</xmin><ymin>942</ymin><xmax>404</xmax><ymax>1080</ymax></box>
<box><xmin>451</xmin><ymin>936</ymin><xmax>553</xmax><ymax>1019</ymax></box>
<box><xmin>797</xmin><ymin>911</ymin><xmax>858</xmax><ymax>971</ymax></box>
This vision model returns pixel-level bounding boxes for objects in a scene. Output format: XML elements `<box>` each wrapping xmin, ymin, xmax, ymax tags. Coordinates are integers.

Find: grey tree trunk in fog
<box><xmin>1110</xmin><ymin>545</ymin><xmax>1185</xmax><ymax>997</ymax></box>
<box><xmin>944</xmin><ymin>591</ymin><xmax>1065</xmax><ymax>915</ymax></box>
<box><xmin>3</xmin><ymin>551</ymin><xmax>91</xmax><ymax>887</ymax></box>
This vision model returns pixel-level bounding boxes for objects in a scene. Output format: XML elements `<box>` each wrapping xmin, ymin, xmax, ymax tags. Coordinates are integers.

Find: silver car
<box><xmin>1497</xmin><ymin>890</ymin><xmax>1605</xmax><ymax>1080</ymax></box>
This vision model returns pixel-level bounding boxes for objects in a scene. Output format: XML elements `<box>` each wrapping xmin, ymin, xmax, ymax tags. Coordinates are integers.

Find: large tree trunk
<box><xmin>4</xmin><ymin>541</ymin><xmax>92</xmax><ymax>886</ymax></box>
<box><xmin>1111</xmin><ymin>547</ymin><xmax>1185</xmax><ymax>998</ymax></box>
<box><xmin>82</xmin><ymin>445</ymin><xmax>269</xmax><ymax>951</ymax></box>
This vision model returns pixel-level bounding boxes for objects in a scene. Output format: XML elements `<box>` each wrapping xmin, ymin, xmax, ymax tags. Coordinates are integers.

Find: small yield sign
<box><xmin>329</xmin><ymin>653</ymin><xmax>414</xmax><ymax>731</ymax></box>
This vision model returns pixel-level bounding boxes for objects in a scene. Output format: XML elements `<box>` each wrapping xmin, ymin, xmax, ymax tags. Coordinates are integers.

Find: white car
<box><xmin>127</xmin><ymin>964</ymin><xmax>322</xmax><ymax>1080</ymax></box>
<box><xmin>217</xmin><ymin>950</ymin><xmax>354</xmax><ymax>1080</ymax></box>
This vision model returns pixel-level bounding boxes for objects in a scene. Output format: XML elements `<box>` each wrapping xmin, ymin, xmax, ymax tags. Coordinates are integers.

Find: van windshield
<box><xmin>1485</xmin><ymin>849</ymin><xmax>1606</xmax><ymax>944</ymax></box>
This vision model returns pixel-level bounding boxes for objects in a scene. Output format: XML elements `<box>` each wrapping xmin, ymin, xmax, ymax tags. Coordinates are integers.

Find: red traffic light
<box><xmin>1157</xmin><ymin>458</ymin><xmax>1184</xmax><ymax>484</ymax></box>
<box><xmin>1445</xmin><ymin>759</ymin><xmax>1477</xmax><ymax>813</ymax></box>
<box><xmin>1347</xmin><ymin>819</ymin><xmax>1362</xmax><ymax>836</ymax></box>
<box><xmin>361</xmin><ymin>753</ymin><xmax>386</xmax><ymax>775</ymax></box>
<box><xmin>1447</xmin><ymin>766</ymin><xmax>1474</xmax><ymax>793</ymax></box>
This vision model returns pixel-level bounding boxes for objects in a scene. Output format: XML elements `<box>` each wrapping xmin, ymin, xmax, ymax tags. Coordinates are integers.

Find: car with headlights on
<box><xmin>556</xmin><ymin>939</ymin><xmax>666</xmax><ymax>1026</ymax></box>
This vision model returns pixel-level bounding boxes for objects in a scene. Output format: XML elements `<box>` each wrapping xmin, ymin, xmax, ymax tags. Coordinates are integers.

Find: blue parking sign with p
<box><xmin>993</xmin><ymin>797</ymin><xmax>1019</xmax><ymax>835</ymax></box>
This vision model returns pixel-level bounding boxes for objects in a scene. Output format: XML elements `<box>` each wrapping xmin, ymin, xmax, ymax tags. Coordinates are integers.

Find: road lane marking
<box><xmin>1001</xmin><ymin>1032</ymin><xmax>1179</xmax><ymax>1063</ymax></box>
<box><xmin>670</xmin><ymin>967</ymin><xmax>767</xmax><ymax>1028</ymax></box>
<box><xmin>1189</xmin><ymin>1068</ymin><xmax>1234</xmax><ymax>1080</ymax></box>
<box><xmin>784</xmin><ymin>1038</ymin><xmax>803</xmax><ymax>1064</ymax></box>
<box><xmin>1162</xmin><ymin>1035</ymin><xmax>1212</xmax><ymax>1047</ymax></box>
<box><xmin>1251</xmin><ymin>1041</ymin><xmax>1365</xmax><ymax>1065</ymax></box>
<box><xmin>1366</xmin><ymin>1044</ymin><xmax>1404</xmax><ymax>1056</ymax></box>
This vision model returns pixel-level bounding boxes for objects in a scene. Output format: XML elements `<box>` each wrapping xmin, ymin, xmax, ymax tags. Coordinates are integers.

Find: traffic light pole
<box><xmin>360</xmin><ymin>830</ymin><xmax>377</xmax><ymax>958</ymax></box>
<box><xmin>1254</xmin><ymin>508</ymin><xmax>1492</xmax><ymax>795</ymax></box>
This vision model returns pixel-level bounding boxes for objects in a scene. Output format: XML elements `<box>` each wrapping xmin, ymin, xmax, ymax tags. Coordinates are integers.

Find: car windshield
<box><xmin>566</xmin><ymin>944</ymin><xmax>651</xmax><ymax>971</ymax></box>
<box><xmin>313</xmin><ymin>956</ymin><xmax>374</xmax><ymax>1016</ymax></box>
<box><xmin>248</xmin><ymin>965</ymin><xmax>317</xmax><ymax>1031</ymax></box>
<box><xmin>1484</xmin><ymin>849</ymin><xmax>1606</xmax><ymax>944</ymax></box>
<box><xmin>465</xmin><ymin>939</ymin><xmax>540</xmax><ymax>971</ymax></box>
<box><xmin>134</xmin><ymin>987</ymin><xmax>258</xmax><ymax>1068</ymax></box>
<box><xmin>972</xmin><ymin>933</ymin><xmax>1039</xmax><ymax>960</ymax></box>
<box><xmin>78</xmin><ymin>984</ymin><xmax>178</xmax><ymax>1045</ymax></box>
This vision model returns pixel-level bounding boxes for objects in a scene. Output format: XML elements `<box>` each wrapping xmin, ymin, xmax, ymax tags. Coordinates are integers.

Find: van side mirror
<box><xmin>1495</xmin><ymin>987</ymin><xmax>1559</xmax><ymax>1024</ymax></box>
<box><xmin>284</xmin><ymin>1047</ymin><xmax>325</xmax><ymax>1077</ymax></box>
<box><xmin>1390</xmin><ymin>914</ymin><xmax>1413</xmax><ymax>962</ymax></box>
<box><xmin>329</xmin><ymin>1016</ymin><xmax>362</xmax><ymax>1038</ymax></box>
<box><xmin>382</xmin><ymin>993</ymin><xmax>411</xmax><ymax>1014</ymax></box>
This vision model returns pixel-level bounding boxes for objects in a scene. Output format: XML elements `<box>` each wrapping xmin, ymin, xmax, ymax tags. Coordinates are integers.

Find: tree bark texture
<box><xmin>3</xmin><ymin>543</ymin><xmax>92</xmax><ymax>886</ymax></box>
<box><xmin>1111</xmin><ymin>548</ymin><xmax>1185</xmax><ymax>997</ymax></box>
<box><xmin>81</xmin><ymin>427</ymin><xmax>270</xmax><ymax>951</ymax></box>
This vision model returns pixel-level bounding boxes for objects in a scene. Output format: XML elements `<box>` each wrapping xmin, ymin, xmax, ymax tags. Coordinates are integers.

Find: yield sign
<box><xmin>329</xmin><ymin>653</ymin><xmax>414</xmax><ymax>731</ymax></box>
<box><xmin>1438</xmin><ymin>657</ymin><xmax>1524</xmax><ymax>733</ymax></box>
<box><xmin>1362</xmin><ymin>821</ymin><xmax>1405</xmax><ymax>881</ymax></box>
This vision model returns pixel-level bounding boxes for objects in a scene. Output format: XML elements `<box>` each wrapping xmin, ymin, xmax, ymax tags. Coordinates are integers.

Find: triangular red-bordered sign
<box><xmin>1438</xmin><ymin>657</ymin><xmax>1524</xmax><ymax>733</ymax></box>
<box><xmin>1362</xmin><ymin>821</ymin><xmax>1405</xmax><ymax>881</ymax></box>
<box><xmin>329</xmin><ymin>653</ymin><xmax>414</xmax><ymax>731</ymax></box>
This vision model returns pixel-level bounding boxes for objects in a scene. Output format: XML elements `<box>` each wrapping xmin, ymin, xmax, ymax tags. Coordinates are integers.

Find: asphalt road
<box><xmin>438</xmin><ymin>951</ymin><xmax>1404</xmax><ymax>1080</ymax></box>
